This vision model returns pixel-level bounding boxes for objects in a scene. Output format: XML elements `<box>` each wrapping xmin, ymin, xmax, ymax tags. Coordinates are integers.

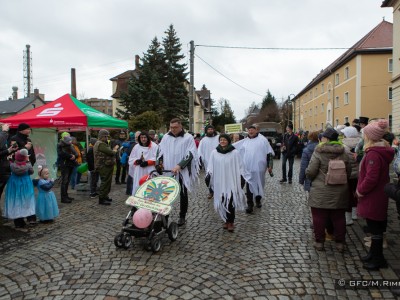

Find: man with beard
<box><xmin>198</xmin><ymin>125</ymin><xmax>219</xmax><ymax>199</ymax></box>
<box><xmin>233</xmin><ymin>124</ymin><xmax>274</xmax><ymax>214</ymax></box>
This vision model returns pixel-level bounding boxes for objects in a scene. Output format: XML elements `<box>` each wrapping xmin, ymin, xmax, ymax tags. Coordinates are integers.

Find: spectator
<box><xmin>57</xmin><ymin>136</ymin><xmax>77</xmax><ymax>203</ymax></box>
<box><xmin>280</xmin><ymin>124</ymin><xmax>299</xmax><ymax>184</ymax></box>
<box><xmin>87</xmin><ymin>138</ymin><xmax>99</xmax><ymax>198</ymax></box>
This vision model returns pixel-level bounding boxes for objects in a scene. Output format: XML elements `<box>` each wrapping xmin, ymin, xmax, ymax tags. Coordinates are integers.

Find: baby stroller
<box><xmin>114</xmin><ymin>170</ymin><xmax>180</xmax><ymax>253</ymax></box>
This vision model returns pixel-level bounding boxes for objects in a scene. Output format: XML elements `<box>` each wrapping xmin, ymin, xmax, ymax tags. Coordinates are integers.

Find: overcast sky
<box><xmin>0</xmin><ymin>0</ymin><xmax>393</xmax><ymax>120</ymax></box>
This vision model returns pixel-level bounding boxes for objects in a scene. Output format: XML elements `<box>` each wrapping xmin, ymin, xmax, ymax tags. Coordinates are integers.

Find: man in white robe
<box><xmin>198</xmin><ymin>125</ymin><xmax>219</xmax><ymax>199</ymax></box>
<box><xmin>157</xmin><ymin>118</ymin><xmax>200</xmax><ymax>226</ymax></box>
<box><xmin>233</xmin><ymin>124</ymin><xmax>274</xmax><ymax>213</ymax></box>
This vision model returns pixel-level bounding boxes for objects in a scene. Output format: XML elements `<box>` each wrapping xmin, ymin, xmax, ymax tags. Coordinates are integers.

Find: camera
<box><xmin>12</xmin><ymin>144</ymin><xmax>18</xmax><ymax>149</ymax></box>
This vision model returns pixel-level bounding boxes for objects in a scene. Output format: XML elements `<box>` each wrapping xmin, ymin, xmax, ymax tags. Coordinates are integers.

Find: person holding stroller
<box><xmin>206</xmin><ymin>134</ymin><xmax>248</xmax><ymax>232</ymax></box>
<box><xmin>157</xmin><ymin>118</ymin><xmax>200</xmax><ymax>226</ymax></box>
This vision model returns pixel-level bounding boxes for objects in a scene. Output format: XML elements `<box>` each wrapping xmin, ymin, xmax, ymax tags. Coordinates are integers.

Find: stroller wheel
<box><xmin>167</xmin><ymin>222</ymin><xmax>179</xmax><ymax>241</ymax></box>
<box><xmin>122</xmin><ymin>233</ymin><xmax>132</xmax><ymax>249</ymax></box>
<box><xmin>114</xmin><ymin>233</ymin><xmax>124</xmax><ymax>248</ymax></box>
<box><xmin>151</xmin><ymin>238</ymin><xmax>162</xmax><ymax>253</ymax></box>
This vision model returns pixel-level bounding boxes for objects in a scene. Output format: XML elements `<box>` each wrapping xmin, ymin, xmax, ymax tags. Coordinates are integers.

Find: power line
<box><xmin>194</xmin><ymin>53</ymin><xmax>264</xmax><ymax>97</ymax></box>
<box><xmin>195</xmin><ymin>44</ymin><xmax>353</xmax><ymax>51</ymax></box>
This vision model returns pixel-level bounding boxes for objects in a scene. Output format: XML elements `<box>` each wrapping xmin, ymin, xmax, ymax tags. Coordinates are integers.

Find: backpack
<box><xmin>320</xmin><ymin>158</ymin><xmax>347</xmax><ymax>185</ymax></box>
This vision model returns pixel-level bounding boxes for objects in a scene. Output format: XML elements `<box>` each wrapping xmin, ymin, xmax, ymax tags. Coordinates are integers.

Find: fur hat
<box><xmin>363</xmin><ymin>119</ymin><xmax>389</xmax><ymax>141</ymax></box>
<box><xmin>219</xmin><ymin>133</ymin><xmax>232</xmax><ymax>144</ymax></box>
<box><xmin>322</xmin><ymin>128</ymin><xmax>339</xmax><ymax>141</ymax></box>
<box><xmin>17</xmin><ymin>123</ymin><xmax>30</xmax><ymax>131</ymax></box>
<box><xmin>98</xmin><ymin>129</ymin><xmax>110</xmax><ymax>138</ymax></box>
<box><xmin>15</xmin><ymin>149</ymin><xmax>29</xmax><ymax>162</ymax></box>
<box><xmin>341</xmin><ymin>126</ymin><xmax>359</xmax><ymax>138</ymax></box>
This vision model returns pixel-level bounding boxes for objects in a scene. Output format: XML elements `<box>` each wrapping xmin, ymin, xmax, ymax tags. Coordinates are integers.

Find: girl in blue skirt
<box><xmin>35</xmin><ymin>166</ymin><xmax>59</xmax><ymax>223</ymax></box>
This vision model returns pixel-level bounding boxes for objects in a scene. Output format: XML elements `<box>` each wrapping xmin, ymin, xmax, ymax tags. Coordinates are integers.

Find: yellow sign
<box><xmin>224</xmin><ymin>123</ymin><xmax>242</xmax><ymax>134</ymax></box>
<box><xmin>125</xmin><ymin>176</ymin><xmax>180</xmax><ymax>215</ymax></box>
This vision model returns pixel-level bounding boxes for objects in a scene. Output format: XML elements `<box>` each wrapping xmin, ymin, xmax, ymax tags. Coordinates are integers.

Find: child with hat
<box><xmin>3</xmin><ymin>149</ymin><xmax>36</xmax><ymax>228</ymax></box>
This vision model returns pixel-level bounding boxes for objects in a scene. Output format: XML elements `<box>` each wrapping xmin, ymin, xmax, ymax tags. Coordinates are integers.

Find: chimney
<box><xmin>71</xmin><ymin>68</ymin><xmax>77</xmax><ymax>98</ymax></box>
<box><xmin>12</xmin><ymin>86</ymin><xmax>18</xmax><ymax>100</ymax></box>
<box><xmin>34</xmin><ymin>88</ymin><xmax>39</xmax><ymax>97</ymax></box>
<box><xmin>135</xmin><ymin>55</ymin><xmax>140</xmax><ymax>70</ymax></box>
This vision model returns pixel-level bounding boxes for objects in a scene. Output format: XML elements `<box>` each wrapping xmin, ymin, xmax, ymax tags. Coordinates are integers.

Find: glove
<box><xmin>140</xmin><ymin>161</ymin><xmax>149</xmax><ymax>168</ymax></box>
<box><xmin>155</xmin><ymin>164</ymin><xmax>163</xmax><ymax>175</ymax></box>
<box><xmin>134</xmin><ymin>159</ymin><xmax>142</xmax><ymax>165</ymax></box>
<box><xmin>205</xmin><ymin>173</ymin><xmax>211</xmax><ymax>187</ymax></box>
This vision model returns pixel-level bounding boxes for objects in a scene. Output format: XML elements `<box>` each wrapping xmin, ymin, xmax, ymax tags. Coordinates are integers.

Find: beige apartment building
<box><xmin>292</xmin><ymin>21</ymin><xmax>393</xmax><ymax>132</ymax></box>
<box><xmin>80</xmin><ymin>98</ymin><xmax>113</xmax><ymax>116</ymax></box>
<box><xmin>382</xmin><ymin>0</ymin><xmax>400</xmax><ymax>134</ymax></box>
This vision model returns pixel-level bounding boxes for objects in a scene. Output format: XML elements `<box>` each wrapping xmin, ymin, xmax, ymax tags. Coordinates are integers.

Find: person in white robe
<box><xmin>207</xmin><ymin>134</ymin><xmax>247</xmax><ymax>232</ymax></box>
<box><xmin>128</xmin><ymin>132</ymin><xmax>158</xmax><ymax>195</ymax></box>
<box><xmin>157</xmin><ymin>118</ymin><xmax>200</xmax><ymax>226</ymax></box>
<box><xmin>233</xmin><ymin>124</ymin><xmax>274</xmax><ymax>213</ymax></box>
<box><xmin>198</xmin><ymin>125</ymin><xmax>219</xmax><ymax>199</ymax></box>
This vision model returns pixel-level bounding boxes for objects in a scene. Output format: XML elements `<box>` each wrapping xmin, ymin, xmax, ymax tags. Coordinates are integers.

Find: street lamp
<box><xmin>287</xmin><ymin>94</ymin><xmax>295</xmax><ymax>129</ymax></box>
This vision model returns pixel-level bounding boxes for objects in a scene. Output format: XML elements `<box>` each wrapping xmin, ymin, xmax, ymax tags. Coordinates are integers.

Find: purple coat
<box><xmin>357</xmin><ymin>145</ymin><xmax>395</xmax><ymax>221</ymax></box>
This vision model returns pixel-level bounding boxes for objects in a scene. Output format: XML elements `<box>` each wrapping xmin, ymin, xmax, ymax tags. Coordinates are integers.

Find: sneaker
<box><xmin>279</xmin><ymin>179</ymin><xmax>287</xmax><ymax>183</ymax></box>
<box><xmin>207</xmin><ymin>193</ymin><xmax>213</xmax><ymax>200</ymax></box>
<box><xmin>177</xmin><ymin>217</ymin><xmax>186</xmax><ymax>227</ymax></box>
<box><xmin>98</xmin><ymin>199</ymin><xmax>111</xmax><ymax>206</ymax></box>
<box><xmin>90</xmin><ymin>193</ymin><xmax>99</xmax><ymax>198</ymax></box>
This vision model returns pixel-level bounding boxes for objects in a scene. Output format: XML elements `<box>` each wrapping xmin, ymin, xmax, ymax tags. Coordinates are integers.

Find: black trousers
<box><xmin>366</xmin><ymin>219</ymin><xmax>387</xmax><ymax>235</ymax></box>
<box><xmin>126</xmin><ymin>175</ymin><xmax>133</xmax><ymax>195</ymax></box>
<box><xmin>60</xmin><ymin>166</ymin><xmax>74</xmax><ymax>200</ymax></box>
<box><xmin>179</xmin><ymin>177</ymin><xmax>188</xmax><ymax>218</ymax></box>
<box><xmin>281</xmin><ymin>153</ymin><xmax>295</xmax><ymax>180</ymax></box>
<box><xmin>223</xmin><ymin>196</ymin><xmax>235</xmax><ymax>223</ymax></box>
<box><xmin>89</xmin><ymin>170</ymin><xmax>99</xmax><ymax>194</ymax></box>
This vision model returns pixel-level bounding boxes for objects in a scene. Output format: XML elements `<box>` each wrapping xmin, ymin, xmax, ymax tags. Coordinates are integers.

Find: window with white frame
<box><xmin>335</xmin><ymin>119</ymin><xmax>339</xmax><ymax>127</ymax></box>
<box><xmin>344</xmin><ymin>117</ymin><xmax>349</xmax><ymax>124</ymax></box>
<box><xmin>335</xmin><ymin>96</ymin><xmax>339</xmax><ymax>108</ymax></box>
<box><xmin>321</xmin><ymin>103</ymin><xmax>324</xmax><ymax>112</ymax></box>
<box><xmin>344</xmin><ymin>92</ymin><xmax>349</xmax><ymax>105</ymax></box>
<box><xmin>344</xmin><ymin>67</ymin><xmax>349</xmax><ymax>80</ymax></box>
<box><xmin>327</xmin><ymin>109</ymin><xmax>331</xmax><ymax>122</ymax></box>
<box><xmin>389</xmin><ymin>58</ymin><xmax>393</xmax><ymax>72</ymax></box>
<box><xmin>335</xmin><ymin>73</ymin><xmax>339</xmax><ymax>85</ymax></box>
<box><xmin>389</xmin><ymin>87</ymin><xmax>393</xmax><ymax>100</ymax></box>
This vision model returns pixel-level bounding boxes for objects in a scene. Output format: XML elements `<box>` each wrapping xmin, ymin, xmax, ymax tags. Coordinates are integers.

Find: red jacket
<box><xmin>357</xmin><ymin>145</ymin><xmax>394</xmax><ymax>221</ymax></box>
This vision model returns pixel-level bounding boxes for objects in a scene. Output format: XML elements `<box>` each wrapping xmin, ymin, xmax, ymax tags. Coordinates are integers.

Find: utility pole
<box><xmin>189</xmin><ymin>40</ymin><xmax>194</xmax><ymax>132</ymax></box>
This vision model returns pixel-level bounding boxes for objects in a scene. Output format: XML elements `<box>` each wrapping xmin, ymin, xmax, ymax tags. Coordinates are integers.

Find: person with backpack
<box><xmin>305</xmin><ymin>127</ymin><xmax>351</xmax><ymax>252</ymax></box>
<box><xmin>356</xmin><ymin>119</ymin><xmax>394</xmax><ymax>270</ymax></box>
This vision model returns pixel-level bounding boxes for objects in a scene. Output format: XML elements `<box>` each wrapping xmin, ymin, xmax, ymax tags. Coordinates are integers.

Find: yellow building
<box><xmin>292</xmin><ymin>21</ymin><xmax>393</xmax><ymax>132</ymax></box>
<box><xmin>382</xmin><ymin>1</ymin><xmax>400</xmax><ymax>134</ymax></box>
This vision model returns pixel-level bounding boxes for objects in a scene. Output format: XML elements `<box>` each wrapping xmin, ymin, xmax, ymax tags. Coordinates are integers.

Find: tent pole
<box><xmin>85</xmin><ymin>127</ymin><xmax>89</xmax><ymax>151</ymax></box>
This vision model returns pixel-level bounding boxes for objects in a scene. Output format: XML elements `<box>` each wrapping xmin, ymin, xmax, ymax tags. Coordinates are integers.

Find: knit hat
<box><xmin>341</xmin><ymin>126</ymin><xmax>359</xmax><ymax>138</ymax></box>
<box><xmin>322</xmin><ymin>128</ymin><xmax>339</xmax><ymax>141</ymax></box>
<box><xmin>63</xmin><ymin>136</ymin><xmax>72</xmax><ymax>144</ymax></box>
<box><xmin>219</xmin><ymin>133</ymin><xmax>232</xmax><ymax>144</ymax></box>
<box><xmin>363</xmin><ymin>119</ymin><xmax>389</xmax><ymax>141</ymax></box>
<box><xmin>90</xmin><ymin>138</ymin><xmax>98</xmax><ymax>145</ymax></box>
<box><xmin>129</xmin><ymin>132</ymin><xmax>134</xmax><ymax>138</ymax></box>
<box><xmin>98</xmin><ymin>129</ymin><xmax>110</xmax><ymax>138</ymax></box>
<box><xmin>61</xmin><ymin>132</ymin><xmax>70</xmax><ymax>139</ymax></box>
<box><xmin>17</xmin><ymin>123</ymin><xmax>30</xmax><ymax>131</ymax></box>
<box><xmin>15</xmin><ymin>149</ymin><xmax>29</xmax><ymax>162</ymax></box>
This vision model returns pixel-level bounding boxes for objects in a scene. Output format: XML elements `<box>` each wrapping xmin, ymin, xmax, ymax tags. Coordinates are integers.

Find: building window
<box><xmin>344</xmin><ymin>116</ymin><xmax>349</xmax><ymax>124</ymax></box>
<box><xmin>335</xmin><ymin>96</ymin><xmax>339</xmax><ymax>108</ymax></box>
<box><xmin>315</xmin><ymin>105</ymin><xmax>318</xmax><ymax>115</ymax></box>
<box><xmin>335</xmin><ymin>73</ymin><xmax>339</xmax><ymax>85</ymax></box>
<box><xmin>315</xmin><ymin>124</ymin><xmax>317</xmax><ymax>129</ymax></box>
<box><xmin>315</xmin><ymin>87</ymin><xmax>318</xmax><ymax>96</ymax></box>
<box><xmin>321</xmin><ymin>123</ymin><xmax>324</xmax><ymax>130</ymax></box>
<box><xmin>335</xmin><ymin>119</ymin><xmax>339</xmax><ymax>127</ymax></box>
<box><xmin>310</xmin><ymin>108</ymin><xmax>312</xmax><ymax>116</ymax></box>
<box><xmin>321</xmin><ymin>103</ymin><xmax>324</xmax><ymax>112</ymax></box>
<box><xmin>327</xmin><ymin>109</ymin><xmax>331</xmax><ymax>122</ymax></box>
<box><xmin>389</xmin><ymin>58</ymin><xmax>393</xmax><ymax>72</ymax></box>
<box><xmin>328</xmin><ymin>88</ymin><xmax>331</xmax><ymax>101</ymax></box>
<box><xmin>310</xmin><ymin>91</ymin><xmax>313</xmax><ymax>99</ymax></box>
<box><xmin>389</xmin><ymin>87</ymin><xmax>393</xmax><ymax>100</ymax></box>
<box><xmin>321</xmin><ymin>83</ymin><xmax>324</xmax><ymax>93</ymax></box>
<box><xmin>344</xmin><ymin>67</ymin><xmax>349</xmax><ymax>80</ymax></box>
<box><xmin>344</xmin><ymin>92</ymin><xmax>349</xmax><ymax>105</ymax></box>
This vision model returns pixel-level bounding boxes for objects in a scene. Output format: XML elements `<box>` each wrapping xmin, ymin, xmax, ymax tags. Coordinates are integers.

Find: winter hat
<box><xmin>363</xmin><ymin>119</ymin><xmax>389</xmax><ymax>141</ymax></box>
<box><xmin>61</xmin><ymin>132</ymin><xmax>70</xmax><ymax>139</ymax></box>
<box><xmin>359</xmin><ymin>116</ymin><xmax>369</xmax><ymax>125</ymax></box>
<box><xmin>90</xmin><ymin>138</ymin><xmax>98</xmax><ymax>145</ymax></box>
<box><xmin>322</xmin><ymin>128</ymin><xmax>339</xmax><ymax>141</ymax></box>
<box><xmin>17</xmin><ymin>123</ymin><xmax>30</xmax><ymax>131</ymax></box>
<box><xmin>15</xmin><ymin>149</ymin><xmax>29</xmax><ymax>162</ymax></box>
<box><xmin>341</xmin><ymin>126</ymin><xmax>359</xmax><ymax>138</ymax></box>
<box><xmin>219</xmin><ymin>133</ymin><xmax>232</xmax><ymax>144</ymax></box>
<box><xmin>63</xmin><ymin>136</ymin><xmax>72</xmax><ymax>144</ymax></box>
<box><xmin>129</xmin><ymin>131</ymin><xmax>134</xmax><ymax>138</ymax></box>
<box><xmin>98</xmin><ymin>129</ymin><xmax>110</xmax><ymax>138</ymax></box>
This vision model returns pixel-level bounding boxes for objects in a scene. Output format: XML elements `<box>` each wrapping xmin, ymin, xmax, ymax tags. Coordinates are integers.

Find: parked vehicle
<box><xmin>256</xmin><ymin>122</ymin><xmax>283</xmax><ymax>159</ymax></box>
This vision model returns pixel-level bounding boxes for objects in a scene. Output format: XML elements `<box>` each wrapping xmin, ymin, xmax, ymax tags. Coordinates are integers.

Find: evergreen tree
<box><xmin>211</xmin><ymin>98</ymin><xmax>236</xmax><ymax>132</ymax></box>
<box><xmin>261</xmin><ymin>90</ymin><xmax>277</xmax><ymax>109</ymax></box>
<box><xmin>162</xmin><ymin>24</ymin><xmax>188</xmax><ymax>125</ymax></box>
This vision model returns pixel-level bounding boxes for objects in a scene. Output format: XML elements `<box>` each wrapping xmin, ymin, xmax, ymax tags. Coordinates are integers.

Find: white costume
<box><xmin>198</xmin><ymin>134</ymin><xmax>219</xmax><ymax>171</ymax></box>
<box><xmin>207</xmin><ymin>148</ymin><xmax>247</xmax><ymax>221</ymax></box>
<box><xmin>128</xmin><ymin>141</ymin><xmax>158</xmax><ymax>195</ymax></box>
<box><xmin>158</xmin><ymin>132</ymin><xmax>199</xmax><ymax>192</ymax></box>
<box><xmin>233</xmin><ymin>134</ymin><xmax>274</xmax><ymax>199</ymax></box>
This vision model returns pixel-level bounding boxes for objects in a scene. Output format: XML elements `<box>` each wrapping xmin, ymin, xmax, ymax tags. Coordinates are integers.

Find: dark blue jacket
<box><xmin>299</xmin><ymin>141</ymin><xmax>318</xmax><ymax>191</ymax></box>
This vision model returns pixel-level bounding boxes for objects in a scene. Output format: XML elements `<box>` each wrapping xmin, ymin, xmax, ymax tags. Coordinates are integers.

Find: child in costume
<box><xmin>3</xmin><ymin>149</ymin><xmax>35</xmax><ymax>228</ymax></box>
<box><xmin>35</xmin><ymin>166</ymin><xmax>59</xmax><ymax>223</ymax></box>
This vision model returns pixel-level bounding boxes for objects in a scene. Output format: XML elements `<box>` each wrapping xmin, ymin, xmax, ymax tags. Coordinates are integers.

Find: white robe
<box><xmin>207</xmin><ymin>148</ymin><xmax>247</xmax><ymax>221</ymax></box>
<box><xmin>158</xmin><ymin>132</ymin><xmax>199</xmax><ymax>192</ymax></box>
<box><xmin>233</xmin><ymin>134</ymin><xmax>274</xmax><ymax>199</ymax></box>
<box><xmin>198</xmin><ymin>135</ymin><xmax>219</xmax><ymax>171</ymax></box>
<box><xmin>128</xmin><ymin>141</ymin><xmax>159</xmax><ymax>195</ymax></box>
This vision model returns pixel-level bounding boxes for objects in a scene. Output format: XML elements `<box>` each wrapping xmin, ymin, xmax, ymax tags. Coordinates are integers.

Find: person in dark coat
<box><xmin>280</xmin><ymin>124</ymin><xmax>299</xmax><ymax>184</ymax></box>
<box><xmin>87</xmin><ymin>138</ymin><xmax>99</xmax><ymax>198</ymax></box>
<box><xmin>299</xmin><ymin>131</ymin><xmax>319</xmax><ymax>192</ymax></box>
<box><xmin>0</xmin><ymin>124</ymin><xmax>18</xmax><ymax>202</ymax></box>
<box><xmin>57</xmin><ymin>136</ymin><xmax>78</xmax><ymax>203</ymax></box>
<box><xmin>356</xmin><ymin>119</ymin><xmax>395</xmax><ymax>270</ymax></box>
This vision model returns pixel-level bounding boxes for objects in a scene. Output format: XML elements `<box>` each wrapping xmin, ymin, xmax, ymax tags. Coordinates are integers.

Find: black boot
<box><xmin>361</xmin><ymin>250</ymin><xmax>373</xmax><ymax>262</ymax></box>
<box><xmin>255</xmin><ymin>196</ymin><xmax>262</xmax><ymax>208</ymax></box>
<box><xmin>99</xmin><ymin>198</ymin><xmax>111</xmax><ymax>206</ymax></box>
<box><xmin>363</xmin><ymin>235</ymin><xmax>388</xmax><ymax>270</ymax></box>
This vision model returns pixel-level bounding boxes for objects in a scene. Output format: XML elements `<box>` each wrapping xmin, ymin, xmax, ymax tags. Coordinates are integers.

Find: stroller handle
<box><xmin>149</xmin><ymin>169</ymin><xmax>174</xmax><ymax>176</ymax></box>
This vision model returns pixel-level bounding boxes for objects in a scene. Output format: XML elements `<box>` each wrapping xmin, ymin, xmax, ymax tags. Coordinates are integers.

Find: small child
<box><xmin>35</xmin><ymin>166</ymin><xmax>59</xmax><ymax>223</ymax></box>
<box><xmin>4</xmin><ymin>149</ymin><xmax>35</xmax><ymax>228</ymax></box>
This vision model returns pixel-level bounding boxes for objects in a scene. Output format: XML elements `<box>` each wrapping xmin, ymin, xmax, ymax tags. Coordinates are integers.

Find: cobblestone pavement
<box><xmin>0</xmin><ymin>158</ymin><xmax>400</xmax><ymax>300</ymax></box>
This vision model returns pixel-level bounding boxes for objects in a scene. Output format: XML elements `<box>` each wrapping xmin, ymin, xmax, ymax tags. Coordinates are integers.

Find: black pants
<box><xmin>281</xmin><ymin>153</ymin><xmax>295</xmax><ymax>180</ymax></box>
<box><xmin>246</xmin><ymin>183</ymin><xmax>261</xmax><ymax>208</ymax></box>
<box><xmin>366</xmin><ymin>219</ymin><xmax>387</xmax><ymax>235</ymax></box>
<box><xmin>126</xmin><ymin>175</ymin><xmax>133</xmax><ymax>195</ymax></box>
<box><xmin>89</xmin><ymin>170</ymin><xmax>99</xmax><ymax>194</ymax></box>
<box><xmin>115</xmin><ymin>162</ymin><xmax>126</xmax><ymax>183</ymax></box>
<box><xmin>60</xmin><ymin>166</ymin><xmax>74</xmax><ymax>200</ymax></box>
<box><xmin>223</xmin><ymin>196</ymin><xmax>235</xmax><ymax>223</ymax></box>
<box><xmin>179</xmin><ymin>177</ymin><xmax>188</xmax><ymax>218</ymax></box>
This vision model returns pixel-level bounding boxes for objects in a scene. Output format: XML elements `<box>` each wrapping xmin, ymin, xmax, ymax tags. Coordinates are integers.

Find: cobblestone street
<box><xmin>1</xmin><ymin>159</ymin><xmax>400</xmax><ymax>299</ymax></box>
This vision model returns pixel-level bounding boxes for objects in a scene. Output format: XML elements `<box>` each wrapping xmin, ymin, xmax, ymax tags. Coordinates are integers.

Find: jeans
<box><xmin>281</xmin><ymin>153</ymin><xmax>295</xmax><ymax>180</ymax></box>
